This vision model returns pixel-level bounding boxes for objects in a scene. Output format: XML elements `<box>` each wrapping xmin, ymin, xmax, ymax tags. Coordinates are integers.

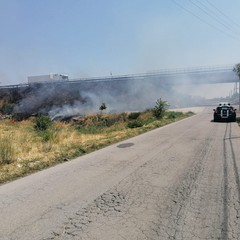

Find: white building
<box><xmin>28</xmin><ymin>74</ymin><xmax>69</xmax><ymax>84</ymax></box>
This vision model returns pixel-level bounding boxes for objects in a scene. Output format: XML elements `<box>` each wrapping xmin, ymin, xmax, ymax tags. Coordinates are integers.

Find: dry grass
<box><xmin>0</xmin><ymin>111</ymin><xmax>193</xmax><ymax>184</ymax></box>
<box><xmin>0</xmin><ymin>100</ymin><xmax>4</xmax><ymax>109</ymax></box>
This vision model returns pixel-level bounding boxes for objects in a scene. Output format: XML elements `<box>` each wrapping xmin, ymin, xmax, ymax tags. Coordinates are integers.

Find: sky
<box><xmin>1</xmin><ymin>0</ymin><xmax>240</xmax><ymax>98</ymax></box>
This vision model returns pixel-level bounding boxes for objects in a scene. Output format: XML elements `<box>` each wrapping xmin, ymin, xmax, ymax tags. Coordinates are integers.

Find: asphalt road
<box><xmin>0</xmin><ymin>108</ymin><xmax>240</xmax><ymax>240</ymax></box>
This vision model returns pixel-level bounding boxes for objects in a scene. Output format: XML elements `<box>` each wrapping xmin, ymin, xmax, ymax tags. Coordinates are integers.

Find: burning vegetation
<box><xmin>0</xmin><ymin>77</ymin><xmax>210</xmax><ymax>122</ymax></box>
<box><xmin>0</xmin><ymin>76</ymin><xmax>225</xmax><ymax>183</ymax></box>
<box><xmin>0</xmin><ymin>92</ymin><xmax>194</xmax><ymax>184</ymax></box>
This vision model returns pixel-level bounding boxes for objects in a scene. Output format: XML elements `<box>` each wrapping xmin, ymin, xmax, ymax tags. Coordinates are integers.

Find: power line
<box><xmin>171</xmin><ymin>0</ymin><xmax>240</xmax><ymax>42</ymax></box>
<box><xmin>189</xmin><ymin>0</ymin><xmax>240</xmax><ymax>38</ymax></box>
<box><xmin>193</xmin><ymin>0</ymin><xmax>240</xmax><ymax>34</ymax></box>
<box><xmin>204</xmin><ymin>0</ymin><xmax>240</xmax><ymax>30</ymax></box>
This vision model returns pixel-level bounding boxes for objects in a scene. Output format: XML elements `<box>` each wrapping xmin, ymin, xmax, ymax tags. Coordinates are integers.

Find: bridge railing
<box><xmin>69</xmin><ymin>64</ymin><xmax>235</xmax><ymax>82</ymax></box>
<box><xmin>0</xmin><ymin>64</ymin><xmax>236</xmax><ymax>89</ymax></box>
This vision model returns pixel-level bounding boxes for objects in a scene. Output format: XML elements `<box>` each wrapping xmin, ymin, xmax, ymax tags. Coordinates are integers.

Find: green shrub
<box><xmin>127</xmin><ymin>121</ymin><xmax>143</xmax><ymax>128</ymax></box>
<box><xmin>34</xmin><ymin>115</ymin><xmax>52</xmax><ymax>131</ymax></box>
<box><xmin>186</xmin><ymin>111</ymin><xmax>194</xmax><ymax>116</ymax></box>
<box><xmin>105</xmin><ymin>118</ymin><xmax>113</xmax><ymax>127</ymax></box>
<box><xmin>76</xmin><ymin>114</ymin><xmax>124</xmax><ymax>130</ymax></box>
<box><xmin>38</xmin><ymin>130</ymin><xmax>56</xmax><ymax>142</ymax></box>
<box><xmin>166</xmin><ymin>111</ymin><xmax>183</xmax><ymax>119</ymax></box>
<box><xmin>153</xmin><ymin>98</ymin><xmax>169</xmax><ymax>119</ymax></box>
<box><xmin>77</xmin><ymin>126</ymin><xmax>101</xmax><ymax>134</ymax></box>
<box><xmin>128</xmin><ymin>112</ymin><xmax>141</xmax><ymax>120</ymax></box>
<box><xmin>75</xmin><ymin>146</ymin><xmax>86</xmax><ymax>155</ymax></box>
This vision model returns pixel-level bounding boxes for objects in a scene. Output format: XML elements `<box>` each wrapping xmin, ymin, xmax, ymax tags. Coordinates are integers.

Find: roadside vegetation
<box><xmin>0</xmin><ymin>99</ymin><xmax>194</xmax><ymax>184</ymax></box>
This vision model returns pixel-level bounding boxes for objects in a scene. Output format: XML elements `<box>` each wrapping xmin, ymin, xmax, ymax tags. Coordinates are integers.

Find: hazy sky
<box><xmin>0</xmin><ymin>0</ymin><xmax>240</xmax><ymax>98</ymax></box>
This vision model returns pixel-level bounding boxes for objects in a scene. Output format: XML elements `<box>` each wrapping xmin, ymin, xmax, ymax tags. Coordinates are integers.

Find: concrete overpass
<box><xmin>0</xmin><ymin>64</ymin><xmax>239</xmax><ymax>116</ymax></box>
<box><xmin>0</xmin><ymin>65</ymin><xmax>238</xmax><ymax>90</ymax></box>
<box><xmin>68</xmin><ymin>65</ymin><xmax>238</xmax><ymax>85</ymax></box>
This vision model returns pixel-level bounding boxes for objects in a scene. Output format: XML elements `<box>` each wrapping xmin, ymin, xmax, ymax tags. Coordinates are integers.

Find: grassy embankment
<box><xmin>0</xmin><ymin>110</ymin><xmax>194</xmax><ymax>184</ymax></box>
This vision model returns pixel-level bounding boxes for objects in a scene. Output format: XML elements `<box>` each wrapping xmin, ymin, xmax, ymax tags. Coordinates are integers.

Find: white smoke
<box><xmin>13</xmin><ymin>70</ymin><xmax>234</xmax><ymax>120</ymax></box>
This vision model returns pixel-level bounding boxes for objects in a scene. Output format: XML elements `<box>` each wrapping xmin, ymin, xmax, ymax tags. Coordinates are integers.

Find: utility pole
<box><xmin>233</xmin><ymin>64</ymin><xmax>240</xmax><ymax>110</ymax></box>
<box><xmin>239</xmin><ymin>76</ymin><xmax>240</xmax><ymax>110</ymax></box>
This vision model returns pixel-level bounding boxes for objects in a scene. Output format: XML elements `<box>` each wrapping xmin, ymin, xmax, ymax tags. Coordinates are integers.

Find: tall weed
<box><xmin>34</xmin><ymin>115</ymin><xmax>52</xmax><ymax>131</ymax></box>
<box><xmin>0</xmin><ymin>135</ymin><xmax>14</xmax><ymax>164</ymax></box>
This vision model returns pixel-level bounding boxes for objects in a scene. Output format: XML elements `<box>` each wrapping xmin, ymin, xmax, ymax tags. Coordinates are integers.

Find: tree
<box><xmin>233</xmin><ymin>63</ymin><xmax>240</xmax><ymax>110</ymax></box>
<box><xmin>99</xmin><ymin>102</ymin><xmax>107</xmax><ymax>112</ymax></box>
<box><xmin>233</xmin><ymin>63</ymin><xmax>240</xmax><ymax>78</ymax></box>
<box><xmin>153</xmin><ymin>98</ymin><xmax>170</xmax><ymax>119</ymax></box>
